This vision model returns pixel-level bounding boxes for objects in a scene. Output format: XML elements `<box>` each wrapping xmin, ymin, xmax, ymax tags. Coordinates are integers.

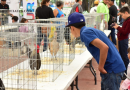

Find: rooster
<box><xmin>21</xmin><ymin>44</ymin><xmax>41</xmax><ymax>75</ymax></box>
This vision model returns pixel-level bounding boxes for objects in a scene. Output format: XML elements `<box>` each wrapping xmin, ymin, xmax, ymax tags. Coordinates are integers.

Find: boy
<box><xmin>12</xmin><ymin>16</ymin><xmax>18</xmax><ymax>23</ymax></box>
<box><xmin>113</xmin><ymin>7</ymin><xmax>130</xmax><ymax>79</ymax></box>
<box><xmin>66</xmin><ymin>12</ymin><xmax>125</xmax><ymax>90</ymax></box>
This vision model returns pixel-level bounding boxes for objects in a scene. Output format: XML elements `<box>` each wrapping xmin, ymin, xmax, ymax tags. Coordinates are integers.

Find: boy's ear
<box><xmin>71</xmin><ymin>26</ymin><xmax>75</xmax><ymax>31</ymax></box>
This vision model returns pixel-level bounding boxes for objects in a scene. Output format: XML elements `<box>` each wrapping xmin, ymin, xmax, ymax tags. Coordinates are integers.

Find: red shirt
<box><xmin>117</xmin><ymin>17</ymin><xmax>130</xmax><ymax>41</ymax></box>
<box><xmin>75</xmin><ymin>6</ymin><xmax>79</xmax><ymax>12</ymax></box>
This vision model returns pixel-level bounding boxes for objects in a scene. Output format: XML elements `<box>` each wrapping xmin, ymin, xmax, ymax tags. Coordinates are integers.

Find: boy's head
<box><xmin>76</xmin><ymin>0</ymin><xmax>82</xmax><ymax>5</ymax></box>
<box><xmin>128</xmin><ymin>48</ymin><xmax>130</xmax><ymax>59</ymax></box>
<box><xmin>119</xmin><ymin>7</ymin><xmax>130</xmax><ymax>20</ymax></box>
<box><xmin>121</xmin><ymin>0</ymin><xmax>126</xmax><ymax>6</ymax></box>
<box><xmin>66</xmin><ymin>12</ymin><xmax>85</xmax><ymax>38</ymax></box>
<box><xmin>12</xmin><ymin>16</ymin><xmax>18</xmax><ymax>23</ymax></box>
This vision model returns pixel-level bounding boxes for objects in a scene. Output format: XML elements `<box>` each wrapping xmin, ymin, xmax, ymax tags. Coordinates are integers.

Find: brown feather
<box><xmin>49</xmin><ymin>38</ymin><xmax>59</xmax><ymax>56</ymax></box>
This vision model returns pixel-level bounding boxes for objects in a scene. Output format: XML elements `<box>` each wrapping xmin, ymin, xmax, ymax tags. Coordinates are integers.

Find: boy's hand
<box><xmin>98</xmin><ymin>66</ymin><xmax>107</xmax><ymax>74</ymax></box>
<box><xmin>113</xmin><ymin>23</ymin><xmax>119</xmax><ymax>29</ymax></box>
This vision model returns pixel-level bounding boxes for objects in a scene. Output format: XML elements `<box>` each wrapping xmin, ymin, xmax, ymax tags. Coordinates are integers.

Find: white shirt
<box><xmin>89</xmin><ymin>6</ymin><xmax>98</xmax><ymax>26</ymax></box>
<box><xmin>90</xmin><ymin>6</ymin><xmax>97</xmax><ymax>13</ymax></box>
<box><xmin>122</xmin><ymin>3</ymin><xmax>128</xmax><ymax>7</ymax></box>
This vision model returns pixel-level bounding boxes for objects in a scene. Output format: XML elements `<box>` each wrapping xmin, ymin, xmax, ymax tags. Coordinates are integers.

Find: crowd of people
<box><xmin>0</xmin><ymin>0</ymin><xmax>130</xmax><ymax>89</ymax></box>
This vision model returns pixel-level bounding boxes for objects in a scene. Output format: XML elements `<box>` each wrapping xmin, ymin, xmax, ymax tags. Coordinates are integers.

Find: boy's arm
<box><xmin>113</xmin><ymin>22</ymin><xmax>130</xmax><ymax>35</ymax></box>
<box><xmin>91</xmin><ymin>38</ymin><xmax>109</xmax><ymax>74</ymax></box>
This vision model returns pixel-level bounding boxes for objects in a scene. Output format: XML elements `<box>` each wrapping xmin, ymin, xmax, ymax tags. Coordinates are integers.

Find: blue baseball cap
<box><xmin>66</xmin><ymin>12</ymin><xmax>85</xmax><ymax>27</ymax></box>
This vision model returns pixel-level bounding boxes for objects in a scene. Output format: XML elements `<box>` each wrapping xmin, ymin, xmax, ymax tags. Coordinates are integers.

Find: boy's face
<box><xmin>121</xmin><ymin>2</ymin><xmax>125</xmax><ymax>6</ymax></box>
<box><xmin>70</xmin><ymin>26</ymin><xmax>80</xmax><ymax>38</ymax></box>
<box><xmin>128</xmin><ymin>53</ymin><xmax>130</xmax><ymax>59</ymax></box>
<box><xmin>120</xmin><ymin>12</ymin><xmax>129</xmax><ymax>20</ymax></box>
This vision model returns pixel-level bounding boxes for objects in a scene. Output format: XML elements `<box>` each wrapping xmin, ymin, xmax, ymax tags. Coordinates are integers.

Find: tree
<box><xmin>82</xmin><ymin>0</ymin><xmax>88</xmax><ymax>11</ymax></box>
<box><xmin>82</xmin><ymin>0</ymin><xmax>95</xmax><ymax>12</ymax></box>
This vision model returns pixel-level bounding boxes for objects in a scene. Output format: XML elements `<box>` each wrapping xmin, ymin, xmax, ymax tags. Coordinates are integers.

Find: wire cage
<box><xmin>0</xmin><ymin>9</ymin><xmax>9</xmax><ymax>26</ymax></box>
<box><xmin>83</xmin><ymin>13</ymin><xmax>109</xmax><ymax>31</ymax></box>
<box><xmin>29</xmin><ymin>18</ymin><xmax>75</xmax><ymax>65</ymax></box>
<box><xmin>5</xmin><ymin>23</ymin><xmax>64</xmax><ymax>82</ymax></box>
<box><xmin>0</xmin><ymin>31</ymin><xmax>37</xmax><ymax>90</ymax></box>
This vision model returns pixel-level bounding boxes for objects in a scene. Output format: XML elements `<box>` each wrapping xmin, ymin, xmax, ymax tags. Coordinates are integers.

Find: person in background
<box><xmin>69</xmin><ymin>0</ymin><xmax>83</xmax><ymax>15</ymax></box>
<box><xmin>121</xmin><ymin>0</ymin><xmax>129</xmax><ymax>7</ymax></box>
<box><xmin>90</xmin><ymin>0</ymin><xmax>99</xmax><ymax>13</ymax></box>
<box><xmin>89</xmin><ymin>0</ymin><xmax>99</xmax><ymax>28</ymax></box>
<box><xmin>36</xmin><ymin>0</ymin><xmax>54</xmax><ymax>52</ymax></box>
<box><xmin>113</xmin><ymin>7</ymin><xmax>130</xmax><ymax>80</ymax></box>
<box><xmin>66</xmin><ymin>12</ymin><xmax>125</xmax><ymax>90</ymax></box>
<box><xmin>108</xmin><ymin>0</ymin><xmax>117</xmax><ymax>45</ymax></box>
<box><xmin>53</xmin><ymin>1</ymin><xmax>65</xmax><ymax>18</ymax></box>
<box><xmin>36</xmin><ymin>0</ymin><xmax>54</xmax><ymax>19</ymax></box>
<box><xmin>0</xmin><ymin>0</ymin><xmax>13</xmax><ymax>16</ymax></box>
<box><xmin>0</xmin><ymin>0</ymin><xmax>9</xmax><ymax>9</ymax></box>
<box><xmin>118</xmin><ymin>0</ymin><xmax>128</xmax><ymax>25</ymax></box>
<box><xmin>97</xmin><ymin>0</ymin><xmax>110</xmax><ymax>30</ymax></box>
<box><xmin>12</xmin><ymin>16</ymin><xmax>18</xmax><ymax>23</ymax></box>
<box><xmin>19</xmin><ymin>18</ymin><xmax>28</xmax><ymax>33</ymax></box>
<box><xmin>0</xmin><ymin>0</ymin><xmax>13</xmax><ymax>25</ymax></box>
<box><xmin>11</xmin><ymin>16</ymin><xmax>18</xmax><ymax>32</ymax></box>
<box><xmin>53</xmin><ymin>1</ymin><xmax>65</xmax><ymax>43</ymax></box>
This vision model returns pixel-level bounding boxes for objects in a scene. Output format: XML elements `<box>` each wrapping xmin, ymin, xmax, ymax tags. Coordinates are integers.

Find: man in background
<box><xmin>108</xmin><ymin>0</ymin><xmax>117</xmax><ymax>45</ymax></box>
<box><xmin>69</xmin><ymin>0</ymin><xmax>83</xmax><ymax>15</ymax></box>
<box><xmin>97</xmin><ymin>0</ymin><xmax>110</xmax><ymax>30</ymax></box>
<box><xmin>0</xmin><ymin>0</ymin><xmax>9</xmax><ymax>9</ymax></box>
<box><xmin>0</xmin><ymin>0</ymin><xmax>13</xmax><ymax>25</ymax></box>
<box><xmin>90</xmin><ymin>0</ymin><xmax>99</xmax><ymax>13</ymax></box>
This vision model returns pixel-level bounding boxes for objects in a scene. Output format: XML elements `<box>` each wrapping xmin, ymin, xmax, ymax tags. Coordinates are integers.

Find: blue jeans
<box><xmin>108</xmin><ymin>26</ymin><xmax>116</xmax><ymax>45</ymax></box>
<box><xmin>100</xmin><ymin>72</ymin><xmax>124</xmax><ymax>90</ymax></box>
<box><xmin>119</xmin><ymin>39</ymin><xmax>129</xmax><ymax>73</ymax></box>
